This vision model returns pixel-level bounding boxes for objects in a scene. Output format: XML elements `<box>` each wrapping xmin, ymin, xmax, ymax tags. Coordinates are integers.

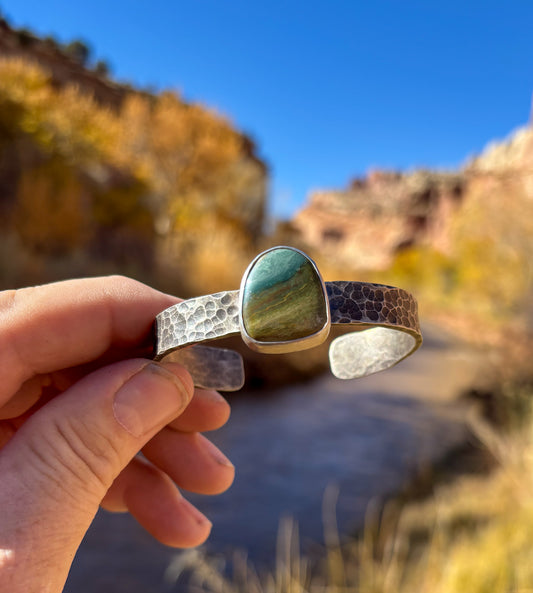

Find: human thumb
<box><xmin>0</xmin><ymin>359</ymin><xmax>193</xmax><ymax>593</ymax></box>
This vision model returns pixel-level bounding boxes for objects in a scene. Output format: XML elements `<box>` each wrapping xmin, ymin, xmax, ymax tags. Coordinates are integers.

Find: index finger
<box><xmin>0</xmin><ymin>276</ymin><xmax>179</xmax><ymax>402</ymax></box>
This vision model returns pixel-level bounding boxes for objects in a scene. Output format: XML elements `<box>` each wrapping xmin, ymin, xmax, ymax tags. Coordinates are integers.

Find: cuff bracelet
<box><xmin>153</xmin><ymin>246</ymin><xmax>422</xmax><ymax>391</ymax></box>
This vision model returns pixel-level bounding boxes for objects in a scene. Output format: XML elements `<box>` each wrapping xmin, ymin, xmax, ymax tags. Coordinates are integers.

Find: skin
<box><xmin>0</xmin><ymin>276</ymin><xmax>234</xmax><ymax>593</ymax></box>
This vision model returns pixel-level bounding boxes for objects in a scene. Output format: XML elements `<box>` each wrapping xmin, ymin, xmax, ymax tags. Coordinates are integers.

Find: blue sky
<box><xmin>2</xmin><ymin>1</ymin><xmax>532</xmax><ymax>218</ymax></box>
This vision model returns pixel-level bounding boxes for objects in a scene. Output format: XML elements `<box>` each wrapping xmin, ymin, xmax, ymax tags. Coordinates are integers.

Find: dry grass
<box><xmin>167</xmin><ymin>388</ymin><xmax>533</xmax><ymax>593</ymax></box>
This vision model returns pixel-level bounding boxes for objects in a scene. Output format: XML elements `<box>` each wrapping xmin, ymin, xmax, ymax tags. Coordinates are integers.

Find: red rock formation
<box><xmin>291</xmin><ymin>118</ymin><xmax>533</xmax><ymax>272</ymax></box>
<box><xmin>292</xmin><ymin>170</ymin><xmax>466</xmax><ymax>270</ymax></box>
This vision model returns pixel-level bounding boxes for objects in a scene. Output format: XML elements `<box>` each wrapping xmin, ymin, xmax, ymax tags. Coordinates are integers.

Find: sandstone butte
<box><xmin>2</xmin><ymin>16</ymin><xmax>533</xmax><ymax>285</ymax></box>
<box><xmin>290</xmin><ymin>108</ymin><xmax>533</xmax><ymax>272</ymax></box>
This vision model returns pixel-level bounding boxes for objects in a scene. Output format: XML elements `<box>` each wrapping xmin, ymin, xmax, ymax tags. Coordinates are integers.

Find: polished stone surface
<box><xmin>242</xmin><ymin>247</ymin><xmax>327</xmax><ymax>343</ymax></box>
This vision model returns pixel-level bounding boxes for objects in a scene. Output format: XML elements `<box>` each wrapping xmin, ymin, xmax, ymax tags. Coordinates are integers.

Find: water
<box><xmin>65</xmin><ymin>327</ymin><xmax>482</xmax><ymax>592</ymax></box>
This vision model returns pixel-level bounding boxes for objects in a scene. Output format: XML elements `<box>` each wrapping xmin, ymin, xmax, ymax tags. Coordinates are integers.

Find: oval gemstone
<box><xmin>242</xmin><ymin>247</ymin><xmax>328</xmax><ymax>343</ymax></box>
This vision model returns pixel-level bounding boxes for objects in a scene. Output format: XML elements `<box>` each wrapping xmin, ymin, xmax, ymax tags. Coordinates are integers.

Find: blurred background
<box><xmin>1</xmin><ymin>1</ymin><xmax>533</xmax><ymax>592</ymax></box>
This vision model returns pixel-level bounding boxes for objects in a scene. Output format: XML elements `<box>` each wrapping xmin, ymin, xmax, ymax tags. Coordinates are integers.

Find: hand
<box><xmin>0</xmin><ymin>276</ymin><xmax>234</xmax><ymax>593</ymax></box>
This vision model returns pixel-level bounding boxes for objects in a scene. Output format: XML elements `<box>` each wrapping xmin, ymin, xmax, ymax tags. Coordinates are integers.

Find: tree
<box><xmin>63</xmin><ymin>39</ymin><xmax>91</xmax><ymax>65</ymax></box>
<box><xmin>94</xmin><ymin>60</ymin><xmax>111</xmax><ymax>77</ymax></box>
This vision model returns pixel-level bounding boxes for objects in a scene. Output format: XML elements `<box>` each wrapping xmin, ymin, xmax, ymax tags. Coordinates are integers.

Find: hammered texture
<box><xmin>160</xmin><ymin>345</ymin><xmax>245</xmax><ymax>391</ymax></box>
<box><xmin>154</xmin><ymin>281</ymin><xmax>422</xmax><ymax>384</ymax></box>
<box><xmin>329</xmin><ymin>328</ymin><xmax>418</xmax><ymax>380</ymax></box>
<box><xmin>326</xmin><ymin>281</ymin><xmax>420</xmax><ymax>334</ymax></box>
<box><xmin>154</xmin><ymin>290</ymin><xmax>240</xmax><ymax>359</ymax></box>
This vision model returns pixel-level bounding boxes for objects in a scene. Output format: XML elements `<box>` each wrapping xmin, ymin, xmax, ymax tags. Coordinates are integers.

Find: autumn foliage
<box><xmin>0</xmin><ymin>57</ymin><xmax>266</xmax><ymax>293</ymax></box>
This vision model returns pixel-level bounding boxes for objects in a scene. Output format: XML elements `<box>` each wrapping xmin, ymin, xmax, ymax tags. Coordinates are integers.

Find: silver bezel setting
<box><xmin>238</xmin><ymin>245</ymin><xmax>331</xmax><ymax>354</ymax></box>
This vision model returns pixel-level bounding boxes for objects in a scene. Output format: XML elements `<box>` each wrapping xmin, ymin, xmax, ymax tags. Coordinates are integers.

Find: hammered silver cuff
<box><xmin>153</xmin><ymin>246</ymin><xmax>422</xmax><ymax>391</ymax></box>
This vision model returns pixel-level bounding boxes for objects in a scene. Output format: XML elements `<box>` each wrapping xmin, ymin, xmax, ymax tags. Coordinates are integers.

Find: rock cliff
<box><xmin>0</xmin><ymin>19</ymin><xmax>268</xmax><ymax>294</ymax></box>
<box><xmin>292</xmin><ymin>169</ymin><xmax>465</xmax><ymax>270</ymax></box>
<box><xmin>291</xmin><ymin>120</ymin><xmax>533</xmax><ymax>273</ymax></box>
<box><xmin>0</xmin><ymin>19</ymin><xmax>128</xmax><ymax>109</ymax></box>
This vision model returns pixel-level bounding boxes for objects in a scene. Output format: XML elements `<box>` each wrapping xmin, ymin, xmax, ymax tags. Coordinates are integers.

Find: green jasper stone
<box><xmin>242</xmin><ymin>247</ymin><xmax>327</xmax><ymax>343</ymax></box>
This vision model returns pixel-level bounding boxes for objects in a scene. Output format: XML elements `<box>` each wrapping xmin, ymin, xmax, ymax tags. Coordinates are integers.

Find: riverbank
<box><xmin>174</xmin><ymin>367</ymin><xmax>533</xmax><ymax>593</ymax></box>
<box><xmin>63</xmin><ymin>324</ymin><xmax>490</xmax><ymax>593</ymax></box>
<box><xmin>181</xmin><ymin>387</ymin><xmax>533</xmax><ymax>593</ymax></box>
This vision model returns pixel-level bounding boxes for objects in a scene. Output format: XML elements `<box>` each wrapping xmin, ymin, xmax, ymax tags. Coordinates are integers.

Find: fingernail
<box><xmin>200</xmin><ymin>435</ymin><xmax>234</xmax><ymax>469</ymax></box>
<box><xmin>182</xmin><ymin>498</ymin><xmax>213</xmax><ymax>529</ymax></box>
<box><xmin>113</xmin><ymin>363</ymin><xmax>193</xmax><ymax>437</ymax></box>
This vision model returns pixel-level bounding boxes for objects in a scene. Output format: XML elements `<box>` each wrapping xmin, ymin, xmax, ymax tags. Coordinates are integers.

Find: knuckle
<box><xmin>106</xmin><ymin>274</ymin><xmax>130</xmax><ymax>286</ymax></box>
<box><xmin>61</xmin><ymin>415</ymin><xmax>121</xmax><ymax>490</ymax></box>
<box><xmin>24</xmin><ymin>413</ymin><xmax>122</xmax><ymax>503</ymax></box>
<box><xmin>0</xmin><ymin>289</ymin><xmax>17</xmax><ymax>320</ymax></box>
<box><xmin>105</xmin><ymin>275</ymin><xmax>144</xmax><ymax>295</ymax></box>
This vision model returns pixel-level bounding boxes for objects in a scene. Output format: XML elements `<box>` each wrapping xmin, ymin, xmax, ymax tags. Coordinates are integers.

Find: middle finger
<box><xmin>142</xmin><ymin>429</ymin><xmax>235</xmax><ymax>495</ymax></box>
<box><xmin>169</xmin><ymin>389</ymin><xmax>231</xmax><ymax>433</ymax></box>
